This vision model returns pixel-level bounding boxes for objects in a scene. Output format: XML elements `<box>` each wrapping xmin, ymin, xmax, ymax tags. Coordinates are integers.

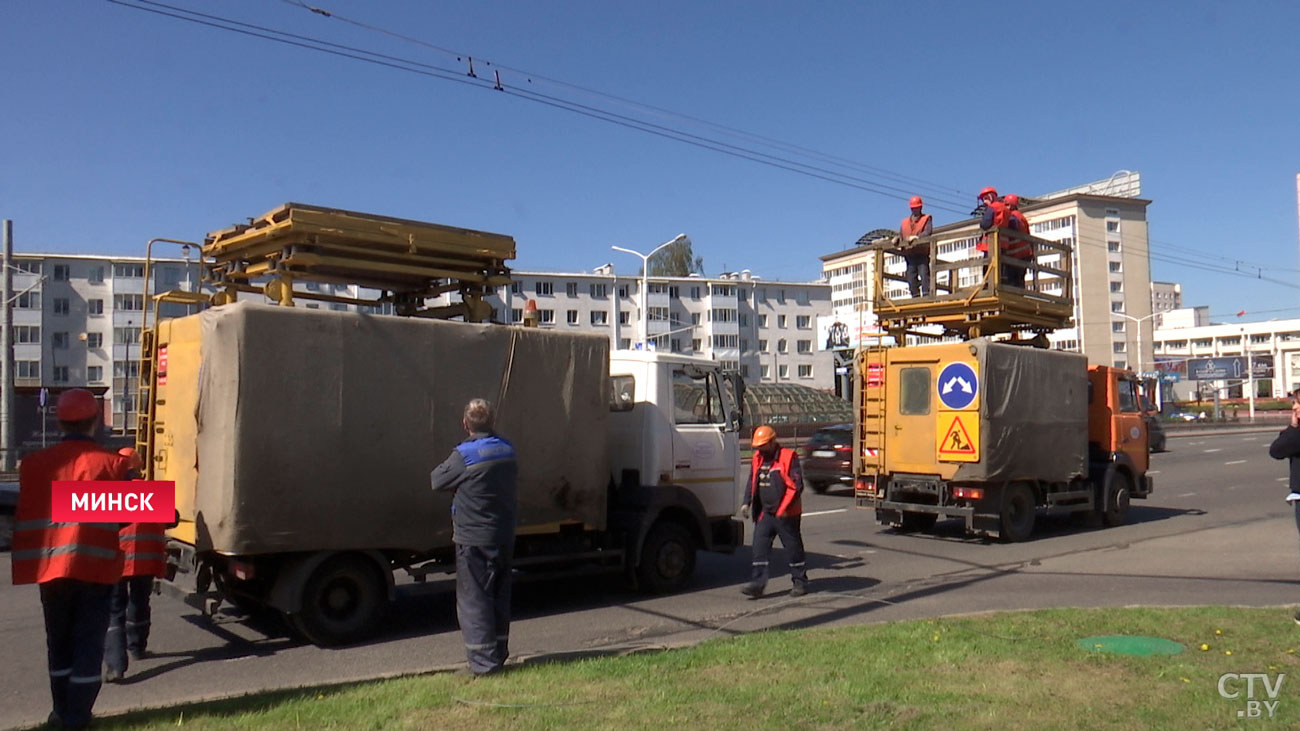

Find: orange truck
<box><xmin>854</xmin><ymin>338</ymin><xmax>1154</xmax><ymax>541</ymax></box>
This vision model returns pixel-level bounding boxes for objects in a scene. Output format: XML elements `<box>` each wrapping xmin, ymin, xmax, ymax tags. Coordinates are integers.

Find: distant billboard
<box><xmin>817</xmin><ymin>313</ymin><xmax>887</xmax><ymax>351</ymax></box>
<box><xmin>1186</xmin><ymin>355</ymin><xmax>1273</xmax><ymax>381</ymax></box>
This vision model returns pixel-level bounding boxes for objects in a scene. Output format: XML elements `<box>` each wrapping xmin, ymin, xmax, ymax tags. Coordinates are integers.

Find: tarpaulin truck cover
<box><xmin>953</xmin><ymin>339</ymin><xmax>1088</xmax><ymax>483</ymax></box>
<box><xmin>163</xmin><ymin>302</ymin><xmax>610</xmax><ymax>555</ymax></box>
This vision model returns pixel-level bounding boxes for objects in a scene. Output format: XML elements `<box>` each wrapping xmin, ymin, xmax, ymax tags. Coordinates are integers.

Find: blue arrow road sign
<box><xmin>937</xmin><ymin>362</ymin><xmax>978</xmax><ymax>410</ymax></box>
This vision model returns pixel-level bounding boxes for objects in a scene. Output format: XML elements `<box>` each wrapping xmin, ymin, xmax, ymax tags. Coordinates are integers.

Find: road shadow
<box><xmin>164</xmin><ymin>547</ymin><xmax>852</xmax><ymax>657</ymax></box>
<box><xmin>863</xmin><ymin>504</ymin><xmax>1205</xmax><ymax>545</ymax></box>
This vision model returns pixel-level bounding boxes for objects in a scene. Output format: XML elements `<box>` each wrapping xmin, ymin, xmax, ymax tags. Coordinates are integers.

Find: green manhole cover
<box><xmin>1077</xmin><ymin>635</ymin><xmax>1186</xmax><ymax>656</ymax></box>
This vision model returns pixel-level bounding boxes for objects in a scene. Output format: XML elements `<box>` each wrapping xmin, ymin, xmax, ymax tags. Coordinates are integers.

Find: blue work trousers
<box><xmin>39</xmin><ymin>578</ymin><xmax>113</xmax><ymax>729</ymax></box>
<box><xmin>455</xmin><ymin>543</ymin><xmax>513</xmax><ymax>675</ymax></box>
<box><xmin>106</xmin><ymin>575</ymin><xmax>155</xmax><ymax>675</ymax></box>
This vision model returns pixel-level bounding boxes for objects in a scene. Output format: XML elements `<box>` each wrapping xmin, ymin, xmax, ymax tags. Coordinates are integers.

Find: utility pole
<box><xmin>1</xmin><ymin>220</ymin><xmax>12</xmax><ymax>471</ymax></box>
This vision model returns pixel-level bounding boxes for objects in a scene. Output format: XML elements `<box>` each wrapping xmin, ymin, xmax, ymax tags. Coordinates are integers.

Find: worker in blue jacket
<box><xmin>431</xmin><ymin>398</ymin><xmax>519</xmax><ymax>676</ymax></box>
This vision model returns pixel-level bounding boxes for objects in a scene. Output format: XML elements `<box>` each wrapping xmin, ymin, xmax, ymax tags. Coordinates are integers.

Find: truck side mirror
<box><xmin>729</xmin><ymin>408</ymin><xmax>743</xmax><ymax>432</ymax></box>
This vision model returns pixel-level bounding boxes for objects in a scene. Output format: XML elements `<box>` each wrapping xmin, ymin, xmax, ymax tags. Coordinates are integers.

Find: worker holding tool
<box><xmin>899</xmin><ymin>195</ymin><xmax>933</xmax><ymax>297</ymax></box>
<box><xmin>741</xmin><ymin>425</ymin><xmax>808</xmax><ymax>599</ymax></box>
<box><xmin>11</xmin><ymin>389</ymin><xmax>133</xmax><ymax>729</ymax></box>
<box><xmin>431</xmin><ymin>398</ymin><xmax>519</xmax><ymax>676</ymax></box>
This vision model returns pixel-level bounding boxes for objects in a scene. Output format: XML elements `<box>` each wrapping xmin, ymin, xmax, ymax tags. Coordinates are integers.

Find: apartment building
<box><xmin>473</xmin><ymin>269</ymin><xmax>834</xmax><ymax>389</ymax></box>
<box><xmin>10</xmin><ymin>254</ymin><xmax>835</xmax><ymax>443</ymax></box>
<box><xmin>1151</xmin><ymin>281</ymin><xmax>1183</xmax><ymax>315</ymax></box>
<box><xmin>8</xmin><ymin>253</ymin><xmax>200</xmax><ymax>433</ymax></box>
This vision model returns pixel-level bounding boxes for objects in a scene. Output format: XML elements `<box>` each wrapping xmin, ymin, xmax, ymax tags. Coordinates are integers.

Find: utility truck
<box><xmin>136</xmin><ymin>204</ymin><xmax>745</xmax><ymax>645</ymax></box>
<box><xmin>853</xmin><ymin>225</ymin><xmax>1153</xmax><ymax>541</ymax></box>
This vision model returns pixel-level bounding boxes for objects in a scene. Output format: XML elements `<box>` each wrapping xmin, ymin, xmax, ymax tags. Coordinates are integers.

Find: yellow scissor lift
<box><xmin>853</xmin><ymin>228</ymin><xmax>1076</xmax><ymax>505</ymax></box>
<box><xmin>132</xmin><ymin>202</ymin><xmax>517</xmax><ymax>472</ymax></box>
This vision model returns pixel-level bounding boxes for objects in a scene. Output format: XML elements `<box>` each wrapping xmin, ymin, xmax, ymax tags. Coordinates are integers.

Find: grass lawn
<box><xmin>88</xmin><ymin>606</ymin><xmax>1299</xmax><ymax>730</ymax></box>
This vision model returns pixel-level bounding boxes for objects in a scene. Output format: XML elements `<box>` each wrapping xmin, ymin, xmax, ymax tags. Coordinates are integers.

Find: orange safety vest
<box><xmin>749</xmin><ymin>448</ymin><xmax>802</xmax><ymax>518</ymax></box>
<box><xmin>11</xmin><ymin>439</ymin><xmax>132</xmax><ymax>585</ymax></box>
<box><xmin>1005</xmin><ymin>210</ymin><xmax>1034</xmax><ymax>260</ymax></box>
<box><xmin>975</xmin><ymin>201</ymin><xmax>1010</xmax><ymax>253</ymax></box>
<box><xmin>120</xmin><ymin>523</ymin><xmax>167</xmax><ymax>578</ymax></box>
<box><xmin>899</xmin><ymin>214</ymin><xmax>933</xmax><ymax>255</ymax></box>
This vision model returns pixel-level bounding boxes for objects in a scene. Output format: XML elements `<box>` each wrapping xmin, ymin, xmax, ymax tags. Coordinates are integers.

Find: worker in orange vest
<box><xmin>899</xmin><ymin>195</ymin><xmax>933</xmax><ymax>297</ymax></box>
<box><xmin>11</xmin><ymin>389</ymin><xmax>134</xmax><ymax>730</ymax></box>
<box><xmin>104</xmin><ymin>447</ymin><xmax>165</xmax><ymax>683</ymax></box>
<box><xmin>740</xmin><ymin>425</ymin><xmax>807</xmax><ymax>598</ymax></box>
<box><xmin>1002</xmin><ymin>194</ymin><xmax>1034</xmax><ymax>288</ymax></box>
<box><xmin>975</xmin><ymin>186</ymin><xmax>1012</xmax><ymax>287</ymax></box>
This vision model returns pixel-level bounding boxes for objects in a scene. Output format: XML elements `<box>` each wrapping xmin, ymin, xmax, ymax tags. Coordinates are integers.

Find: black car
<box><xmin>1145</xmin><ymin>412</ymin><xmax>1167</xmax><ymax>453</ymax></box>
<box><xmin>801</xmin><ymin>424</ymin><xmax>854</xmax><ymax>493</ymax></box>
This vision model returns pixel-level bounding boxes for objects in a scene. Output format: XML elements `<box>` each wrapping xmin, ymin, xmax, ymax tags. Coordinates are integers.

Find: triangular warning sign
<box><xmin>938</xmin><ymin>414</ymin><xmax>977</xmax><ymax>455</ymax></box>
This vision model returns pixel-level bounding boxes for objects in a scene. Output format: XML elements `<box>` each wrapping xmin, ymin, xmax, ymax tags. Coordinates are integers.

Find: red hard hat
<box><xmin>908</xmin><ymin>195</ymin><xmax>923</xmax><ymax>209</ymax></box>
<box><xmin>56</xmin><ymin>389</ymin><xmax>99</xmax><ymax>422</ymax></box>
<box><xmin>1004</xmin><ymin>194</ymin><xmax>1020</xmax><ymax>208</ymax></box>
<box><xmin>978</xmin><ymin>186</ymin><xmax>999</xmax><ymax>201</ymax></box>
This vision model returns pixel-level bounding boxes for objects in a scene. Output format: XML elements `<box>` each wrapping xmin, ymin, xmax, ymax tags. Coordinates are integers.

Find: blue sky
<box><xmin>4</xmin><ymin>1</ymin><xmax>1299</xmax><ymax>322</ymax></box>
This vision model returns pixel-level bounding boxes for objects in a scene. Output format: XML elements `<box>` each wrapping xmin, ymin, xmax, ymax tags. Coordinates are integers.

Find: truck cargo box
<box><xmin>155</xmin><ymin>302</ymin><xmax>610</xmax><ymax>556</ymax></box>
<box><xmin>873</xmin><ymin>338</ymin><xmax>1087</xmax><ymax>484</ymax></box>
<box><xmin>953</xmin><ymin>340</ymin><xmax>1088</xmax><ymax>483</ymax></box>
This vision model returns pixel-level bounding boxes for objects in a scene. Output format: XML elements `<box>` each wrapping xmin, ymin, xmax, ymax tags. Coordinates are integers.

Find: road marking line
<box><xmin>1148</xmin><ymin>470</ymin><xmax>1161</xmax><ymax>475</ymax></box>
<box><xmin>1280</xmin><ymin>478</ymin><xmax>1291</xmax><ymax>483</ymax></box>
<box><xmin>1228</xmin><ymin>485</ymin><xmax>1241</xmax><ymax>490</ymax></box>
<box><xmin>1241</xmin><ymin>437</ymin><xmax>1259</xmax><ymax>441</ymax></box>
<box><xmin>1224</xmin><ymin>460</ymin><xmax>1247</xmax><ymax>465</ymax></box>
<box><xmin>1203</xmin><ymin>448</ymin><xmax>1222</xmax><ymax>453</ymax></box>
<box><xmin>1188</xmin><ymin>441</ymin><xmax>1204</xmax><ymax>446</ymax></box>
<box><xmin>1177</xmin><ymin>492</ymin><xmax>1197</xmax><ymax>498</ymax></box>
<box><xmin>803</xmin><ymin>509</ymin><xmax>848</xmax><ymax>517</ymax></box>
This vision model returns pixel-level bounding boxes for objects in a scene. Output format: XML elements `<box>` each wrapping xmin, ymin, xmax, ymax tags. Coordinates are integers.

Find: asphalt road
<box><xmin>2</xmin><ymin>428</ymin><xmax>1297</xmax><ymax>729</ymax></box>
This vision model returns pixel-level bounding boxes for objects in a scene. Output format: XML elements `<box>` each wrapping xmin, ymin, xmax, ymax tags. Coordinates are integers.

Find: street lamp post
<box><xmin>612</xmin><ymin>234</ymin><xmax>688</xmax><ymax>349</ymax></box>
<box><xmin>1110</xmin><ymin>311</ymin><xmax>1162</xmax><ymax>377</ymax></box>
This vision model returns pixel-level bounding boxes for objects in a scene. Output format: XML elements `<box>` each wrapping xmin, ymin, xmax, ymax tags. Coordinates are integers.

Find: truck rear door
<box><xmin>884</xmin><ymin>352</ymin><xmax>941</xmax><ymax>475</ymax></box>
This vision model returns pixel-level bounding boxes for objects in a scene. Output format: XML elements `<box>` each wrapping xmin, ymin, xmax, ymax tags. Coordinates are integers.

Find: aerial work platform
<box><xmin>870</xmin><ymin>227</ymin><xmax>1074</xmax><ymax>342</ymax></box>
<box><xmin>201</xmin><ymin>202</ymin><xmax>515</xmax><ymax>319</ymax></box>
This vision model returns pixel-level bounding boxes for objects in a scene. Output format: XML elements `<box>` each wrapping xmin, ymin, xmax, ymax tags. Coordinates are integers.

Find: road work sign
<box><xmin>937</xmin><ymin>412</ymin><xmax>979</xmax><ymax>462</ymax></box>
<box><xmin>937</xmin><ymin>362</ymin><xmax>978</xmax><ymax>410</ymax></box>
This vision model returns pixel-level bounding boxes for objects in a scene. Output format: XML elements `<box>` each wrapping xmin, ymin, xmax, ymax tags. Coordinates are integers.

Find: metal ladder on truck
<box><xmin>854</xmin><ymin>344</ymin><xmax>888</xmax><ymax>508</ymax></box>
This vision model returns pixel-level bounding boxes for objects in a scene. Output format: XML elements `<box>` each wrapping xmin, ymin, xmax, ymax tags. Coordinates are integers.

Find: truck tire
<box><xmin>806</xmin><ymin>479</ymin><xmax>830</xmax><ymax>494</ymax></box>
<box><xmin>1102</xmin><ymin>471</ymin><xmax>1131</xmax><ymax>527</ymax></box>
<box><xmin>999</xmin><ymin>483</ymin><xmax>1036</xmax><ymax>542</ymax></box>
<box><xmin>896</xmin><ymin>511</ymin><xmax>938</xmax><ymax>533</ymax></box>
<box><xmin>288</xmin><ymin>554</ymin><xmax>388</xmax><ymax>646</ymax></box>
<box><xmin>636</xmin><ymin>520</ymin><xmax>697</xmax><ymax>594</ymax></box>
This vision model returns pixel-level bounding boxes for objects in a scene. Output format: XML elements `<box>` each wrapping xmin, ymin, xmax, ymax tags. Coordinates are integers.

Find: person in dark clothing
<box><xmin>740</xmin><ymin>425</ymin><xmax>807</xmax><ymax>599</ymax></box>
<box><xmin>1269</xmin><ymin>388</ymin><xmax>1300</xmax><ymax>624</ymax></box>
<box><xmin>431</xmin><ymin>398</ymin><xmax>519</xmax><ymax>676</ymax></box>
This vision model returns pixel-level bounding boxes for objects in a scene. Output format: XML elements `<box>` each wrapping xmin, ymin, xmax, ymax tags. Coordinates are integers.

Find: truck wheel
<box><xmin>636</xmin><ymin>520</ymin><xmax>697</xmax><ymax>594</ymax></box>
<box><xmin>896</xmin><ymin>512</ymin><xmax>938</xmax><ymax>533</ymax></box>
<box><xmin>999</xmin><ymin>483</ymin><xmax>1036</xmax><ymax>542</ymax></box>
<box><xmin>289</xmin><ymin>554</ymin><xmax>387</xmax><ymax>646</ymax></box>
<box><xmin>1103</xmin><ymin>471</ymin><xmax>1131</xmax><ymax>527</ymax></box>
